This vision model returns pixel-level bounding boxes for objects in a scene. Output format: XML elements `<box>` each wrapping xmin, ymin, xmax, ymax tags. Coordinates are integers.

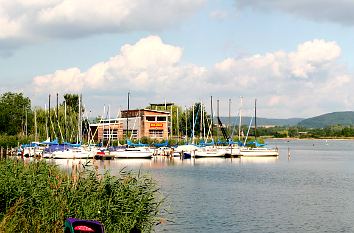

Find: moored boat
<box><xmin>237</xmin><ymin>147</ymin><xmax>279</xmax><ymax>157</ymax></box>
<box><xmin>194</xmin><ymin>147</ymin><xmax>226</xmax><ymax>158</ymax></box>
<box><xmin>111</xmin><ymin>147</ymin><xmax>153</xmax><ymax>159</ymax></box>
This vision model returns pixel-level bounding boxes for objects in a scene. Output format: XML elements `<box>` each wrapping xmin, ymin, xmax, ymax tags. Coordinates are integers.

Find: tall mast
<box><xmin>34</xmin><ymin>108</ymin><xmax>37</xmax><ymax>142</ymax></box>
<box><xmin>185</xmin><ymin>106</ymin><xmax>188</xmax><ymax>142</ymax></box>
<box><xmin>45</xmin><ymin>104</ymin><xmax>48</xmax><ymax>140</ymax></box>
<box><xmin>255</xmin><ymin>98</ymin><xmax>257</xmax><ymax>142</ymax></box>
<box><xmin>203</xmin><ymin>103</ymin><xmax>206</xmax><ymax>139</ymax></box>
<box><xmin>217</xmin><ymin>99</ymin><xmax>219</xmax><ymax>140</ymax></box>
<box><xmin>108</xmin><ymin>104</ymin><xmax>111</xmax><ymax>146</ymax></box>
<box><xmin>228</xmin><ymin>98</ymin><xmax>231</xmax><ymax>136</ymax></box>
<box><xmin>64</xmin><ymin>101</ymin><xmax>66</xmax><ymax>142</ymax></box>
<box><xmin>78</xmin><ymin>94</ymin><xmax>81</xmax><ymax>144</ymax></box>
<box><xmin>192</xmin><ymin>104</ymin><xmax>195</xmax><ymax>144</ymax></box>
<box><xmin>56</xmin><ymin>93</ymin><xmax>59</xmax><ymax>142</ymax></box>
<box><xmin>126</xmin><ymin>92</ymin><xmax>130</xmax><ymax>138</ymax></box>
<box><xmin>210</xmin><ymin>96</ymin><xmax>213</xmax><ymax>140</ymax></box>
<box><xmin>48</xmin><ymin>94</ymin><xmax>51</xmax><ymax>140</ymax></box>
<box><xmin>177</xmin><ymin>107</ymin><xmax>179</xmax><ymax>142</ymax></box>
<box><xmin>25</xmin><ymin>109</ymin><xmax>27</xmax><ymax>137</ymax></box>
<box><xmin>200</xmin><ymin>102</ymin><xmax>202</xmax><ymax>139</ymax></box>
<box><xmin>238</xmin><ymin>96</ymin><xmax>243</xmax><ymax>142</ymax></box>
<box><xmin>56</xmin><ymin>93</ymin><xmax>59</xmax><ymax>127</ymax></box>
<box><xmin>170</xmin><ymin>105</ymin><xmax>173</xmax><ymax>139</ymax></box>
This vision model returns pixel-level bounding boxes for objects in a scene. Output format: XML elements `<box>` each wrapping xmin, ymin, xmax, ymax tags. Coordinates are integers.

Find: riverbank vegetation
<box><xmin>1</xmin><ymin>91</ymin><xmax>354</xmax><ymax>147</ymax></box>
<box><xmin>0</xmin><ymin>159</ymin><xmax>162</xmax><ymax>232</ymax></box>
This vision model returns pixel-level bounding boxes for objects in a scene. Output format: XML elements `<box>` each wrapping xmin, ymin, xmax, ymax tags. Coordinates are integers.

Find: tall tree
<box><xmin>63</xmin><ymin>94</ymin><xmax>79</xmax><ymax>113</ymax></box>
<box><xmin>0</xmin><ymin>92</ymin><xmax>32</xmax><ymax>135</ymax></box>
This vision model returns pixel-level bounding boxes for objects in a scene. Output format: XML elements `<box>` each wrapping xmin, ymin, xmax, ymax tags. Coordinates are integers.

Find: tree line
<box><xmin>1</xmin><ymin>91</ymin><xmax>354</xmax><ymax>147</ymax></box>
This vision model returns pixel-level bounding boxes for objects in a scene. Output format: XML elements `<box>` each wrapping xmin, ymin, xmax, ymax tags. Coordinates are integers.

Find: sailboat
<box><xmin>238</xmin><ymin>99</ymin><xmax>279</xmax><ymax>157</ymax></box>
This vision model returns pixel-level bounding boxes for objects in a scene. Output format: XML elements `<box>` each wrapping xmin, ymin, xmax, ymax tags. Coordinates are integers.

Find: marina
<box><xmin>16</xmin><ymin>138</ymin><xmax>354</xmax><ymax>232</ymax></box>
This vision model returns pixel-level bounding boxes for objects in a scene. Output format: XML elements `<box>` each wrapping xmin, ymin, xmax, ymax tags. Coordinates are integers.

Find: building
<box><xmin>89</xmin><ymin>109</ymin><xmax>170</xmax><ymax>143</ymax></box>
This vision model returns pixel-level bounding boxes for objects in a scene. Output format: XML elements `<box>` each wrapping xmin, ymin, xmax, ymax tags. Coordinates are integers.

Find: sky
<box><xmin>1</xmin><ymin>0</ymin><xmax>354</xmax><ymax>118</ymax></box>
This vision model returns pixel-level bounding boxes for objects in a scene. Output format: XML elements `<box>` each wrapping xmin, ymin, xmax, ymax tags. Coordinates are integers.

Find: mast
<box><xmin>185</xmin><ymin>106</ymin><xmax>188</xmax><ymax>142</ymax></box>
<box><xmin>126</xmin><ymin>92</ymin><xmax>130</xmax><ymax>138</ymax></box>
<box><xmin>45</xmin><ymin>104</ymin><xmax>48</xmax><ymax>140</ymax></box>
<box><xmin>200</xmin><ymin>102</ymin><xmax>202</xmax><ymax>139</ymax></box>
<box><xmin>34</xmin><ymin>108</ymin><xmax>37</xmax><ymax>142</ymax></box>
<box><xmin>56</xmin><ymin>93</ymin><xmax>59</xmax><ymax>129</ymax></box>
<box><xmin>48</xmin><ymin>94</ymin><xmax>51</xmax><ymax>140</ymax></box>
<box><xmin>78</xmin><ymin>94</ymin><xmax>81</xmax><ymax>144</ymax></box>
<box><xmin>108</xmin><ymin>104</ymin><xmax>111</xmax><ymax>146</ymax></box>
<box><xmin>228</xmin><ymin>98</ymin><xmax>231</xmax><ymax>137</ymax></box>
<box><xmin>192</xmin><ymin>104</ymin><xmax>195</xmax><ymax>144</ymax></box>
<box><xmin>203</xmin><ymin>103</ymin><xmax>206</xmax><ymax>139</ymax></box>
<box><xmin>217</xmin><ymin>99</ymin><xmax>219</xmax><ymax>140</ymax></box>
<box><xmin>238</xmin><ymin>96</ymin><xmax>243</xmax><ymax>142</ymax></box>
<box><xmin>170</xmin><ymin>105</ymin><xmax>173</xmax><ymax>140</ymax></box>
<box><xmin>25</xmin><ymin>109</ymin><xmax>27</xmax><ymax>137</ymax></box>
<box><xmin>210</xmin><ymin>96</ymin><xmax>213</xmax><ymax>140</ymax></box>
<box><xmin>64</xmin><ymin>100</ymin><xmax>66</xmax><ymax>142</ymax></box>
<box><xmin>177</xmin><ymin>107</ymin><xmax>179</xmax><ymax>142</ymax></box>
<box><xmin>255</xmin><ymin>98</ymin><xmax>257</xmax><ymax>142</ymax></box>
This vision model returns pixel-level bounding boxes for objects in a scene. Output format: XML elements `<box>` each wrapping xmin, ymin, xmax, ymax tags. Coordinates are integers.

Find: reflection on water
<box><xmin>240</xmin><ymin>156</ymin><xmax>279</xmax><ymax>164</ymax></box>
<box><xmin>17</xmin><ymin>140</ymin><xmax>354</xmax><ymax>232</ymax></box>
<box><xmin>51</xmin><ymin>155</ymin><xmax>280</xmax><ymax>171</ymax></box>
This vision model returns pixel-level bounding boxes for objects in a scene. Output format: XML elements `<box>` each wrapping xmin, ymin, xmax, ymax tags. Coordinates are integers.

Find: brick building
<box><xmin>89</xmin><ymin>109</ymin><xmax>170</xmax><ymax>142</ymax></box>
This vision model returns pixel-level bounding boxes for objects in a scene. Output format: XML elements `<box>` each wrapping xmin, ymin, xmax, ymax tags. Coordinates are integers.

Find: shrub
<box><xmin>0</xmin><ymin>159</ymin><xmax>162</xmax><ymax>233</ymax></box>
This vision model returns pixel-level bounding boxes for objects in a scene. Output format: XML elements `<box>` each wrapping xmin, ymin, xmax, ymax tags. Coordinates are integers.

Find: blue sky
<box><xmin>1</xmin><ymin>0</ymin><xmax>354</xmax><ymax>118</ymax></box>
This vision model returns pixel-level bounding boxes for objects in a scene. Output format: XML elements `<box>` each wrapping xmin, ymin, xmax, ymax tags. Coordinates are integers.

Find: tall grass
<box><xmin>0</xmin><ymin>159</ymin><xmax>162</xmax><ymax>233</ymax></box>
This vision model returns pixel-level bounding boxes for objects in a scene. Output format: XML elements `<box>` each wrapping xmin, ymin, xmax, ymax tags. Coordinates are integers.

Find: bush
<box><xmin>0</xmin><ymin>159</ymin><xmax>162</xmax><ymax>232</ymax></box>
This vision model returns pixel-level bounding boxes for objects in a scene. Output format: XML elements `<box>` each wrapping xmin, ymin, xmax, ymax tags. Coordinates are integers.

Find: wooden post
<box><xmin>1</xmin><ymin>147</ymin><xmax>3</xmax><ymax>159</ymax></box>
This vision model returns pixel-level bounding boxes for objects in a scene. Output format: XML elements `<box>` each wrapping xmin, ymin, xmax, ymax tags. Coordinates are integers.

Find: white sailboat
<box><xmin>52</xmin><ymin>147</ymin><xmax>93</xmax><ymax>159</ymax></box>
<box><xmin>111</xmin><ymin>147</ymin><xmax>153</xmax><ymax>159</ymax></box>
<box><xmin>194</xmin><ymin>146</ymin><xmax>226</xmax><ymax>158</ymax></box>
<box><xmin>238</xmin><ymin>147</ymin><xmax>279</xmax><ymax>157</ymax></box>
<box><xmin>237</xmin><ymin>99</ymin><xmax>279</xmax><ymax>157</ymax></box>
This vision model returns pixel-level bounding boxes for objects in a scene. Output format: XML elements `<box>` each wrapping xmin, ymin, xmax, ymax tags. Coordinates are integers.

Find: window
<box><xmin>103</xmin><ymin>129</ymin><xmax>118</xmax><ymax>140</ymax></box>
<box><xmin>157</xmin><ymin>116</ymin><xmax>166</xmax><ymax>121</ymax></box>
<box><xmin>146</xmin><ymin>116</ymin><xmax>155</xmax><ymax>121</ymax></box>
<box><xmin>123</xmin><ymin>130</ymin><xmax>138</xmax><ymax>139</ymax></box>
<box><xmin>149</xmin><ymin>129</ymin><xmax>163</xmax><ymax>138</ymax></box>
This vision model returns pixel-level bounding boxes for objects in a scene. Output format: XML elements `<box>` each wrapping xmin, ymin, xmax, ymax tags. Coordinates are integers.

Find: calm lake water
<box><xmin>55</xmin><ymin>139</ymin><xmax>354</xmax><ymax>232</ymax></box>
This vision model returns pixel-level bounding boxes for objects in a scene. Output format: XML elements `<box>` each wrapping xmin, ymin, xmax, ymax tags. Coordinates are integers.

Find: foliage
<box><xmin>298</xmin><ymin>111</ymin><xmax>354</xmax><ymax>128</ymax></box>
<box><xmin>63</xmin><ymin>94</ymin><xmax>80</xmax><ymax>113</ymax></box>
<box><xmin>0</xmin><ymin>159</ymin><xmax>162</xmax><ymax>233</ymax></box>
<box><xmin>0</xmin><ymin>92</ymin><xmax>32</xmax><ymax>136</ymax></box>
<box><xmin>0</xmin><ymin>135</ymin><xmax>32</xmax><ymax>148</ymax></box>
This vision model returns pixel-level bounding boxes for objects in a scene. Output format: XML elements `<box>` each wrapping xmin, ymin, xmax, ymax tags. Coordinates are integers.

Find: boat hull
<box><xmin>111</xmin><ymin>148</ymin><xmax>153</xmax><ymax>159</ymax></box>
<box><xmin>238</xmin><ymin>148</ymin><xmax>279</xmax><ymax>157</ymax></box>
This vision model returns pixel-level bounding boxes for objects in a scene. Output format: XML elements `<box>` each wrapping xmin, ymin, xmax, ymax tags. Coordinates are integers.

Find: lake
<box><xmin>55</xmin><ymin>139</ymin><xmax>354</xmax><ymax>232</ymax></box>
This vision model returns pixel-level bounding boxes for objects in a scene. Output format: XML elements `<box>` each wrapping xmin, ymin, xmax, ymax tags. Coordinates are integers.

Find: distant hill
<box><xmin>217</xmin><ymin>116</ymin><xmax>303</xmax><ymax>126</ymax></box>
<box><xmin>297</xmin><ymin>111</ymin><xmax>354</xmax><ymax>128</ymax></box>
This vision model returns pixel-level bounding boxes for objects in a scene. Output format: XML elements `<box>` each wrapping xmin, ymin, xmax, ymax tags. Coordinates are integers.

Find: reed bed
<box><xmin>0</xmin><ymin>159</ymin><xmax>162</xmax><ymax>233</ymax></box>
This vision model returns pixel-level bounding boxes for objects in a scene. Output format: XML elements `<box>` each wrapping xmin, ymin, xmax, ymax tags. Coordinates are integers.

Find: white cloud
<box><xmin>32</xmin><ymin>35</ymin><xmax>204</xmax><ymax>96</ymax></box>
<box><xmin>236</xmin><ymin>0</ymin><xmax>354</xmax><ymax>26</ymax></box>
<box><xmin>0</xmin><ymin>0</ymin><xmax>204</xmax><ymax>51</ymax></box>
<box><xmin>31</xmin><ymin>36</ymin><xmax>354</xmax><ymax>118</ymax></box>
<box><xmin>209</xmin><ymin>10</ymin><xmax>228</xmax><ymax>21</ymax></box>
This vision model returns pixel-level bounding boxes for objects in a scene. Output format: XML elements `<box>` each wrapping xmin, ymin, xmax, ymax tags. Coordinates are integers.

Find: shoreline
<box><xmin>266</xmin><ymin>137</ymin><xmax>354</xmax><ymax>141</ymax></box>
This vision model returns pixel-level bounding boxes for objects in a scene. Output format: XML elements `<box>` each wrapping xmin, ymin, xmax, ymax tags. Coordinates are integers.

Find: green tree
<box><xmin>63</xmin><ymin>93</ymin><xmax>80</xmax><ymax>113</ymax></box>
<box><xmin>0</xmin><ymin>92</ymin><xmax>32</xmax><ymax>135</ymax></box>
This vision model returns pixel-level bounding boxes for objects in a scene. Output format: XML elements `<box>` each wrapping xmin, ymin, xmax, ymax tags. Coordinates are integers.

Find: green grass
<box><xmin>0</xmin><ymin>159</ymin><xmax>163</xmax><ymax>233</ymax></box>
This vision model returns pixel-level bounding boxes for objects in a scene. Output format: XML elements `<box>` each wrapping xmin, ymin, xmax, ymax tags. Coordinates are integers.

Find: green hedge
<box><xmin>0</xmin><ymin>159</ymin><xmax>162</xmax><ymax>232</ymax></box>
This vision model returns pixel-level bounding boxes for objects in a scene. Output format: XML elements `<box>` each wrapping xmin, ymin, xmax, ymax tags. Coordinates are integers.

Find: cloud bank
<box><xmin>0</xmin><ymin>0</ymin><xmax>204</xmax><ymax>53</ymax></box>
<box><xmin>31</xmin><ymin>36</ymin><xmax>354</xmax><ymax>117</ymax></box>
<box><xmin>236</xmin><ymin>0</ymin><xmax>354</xmax><ymax>26</ymax></box>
